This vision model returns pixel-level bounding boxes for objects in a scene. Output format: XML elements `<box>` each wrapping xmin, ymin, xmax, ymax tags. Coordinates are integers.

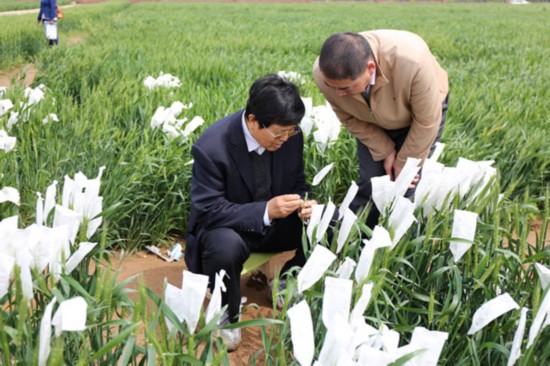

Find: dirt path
<box><xmin>0</xmin><ymin>65</ymin><xmax>37</xmax><ymax>88</ymax></box>
<box><xmin>0</xmin><ymin>2</ymin><xmax>78</xmax><ymax>17</ymax></box>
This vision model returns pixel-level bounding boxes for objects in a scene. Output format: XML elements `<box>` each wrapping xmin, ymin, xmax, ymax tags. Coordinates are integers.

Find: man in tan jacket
<box><xmin>313</xmin><ymin>30</ymin><xmax>449</xmax><ymax>226</ymax></box>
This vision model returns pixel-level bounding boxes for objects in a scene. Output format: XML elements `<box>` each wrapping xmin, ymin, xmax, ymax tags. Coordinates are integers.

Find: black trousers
<box><xmin>350</xmin><ymin>94</ymin><xmax>449</xmax><ymax>227</ymax></box>
<box><xmin>200</xmin><ymin>212</ymin><xmax>304</xmax><ymax>322</ymax></box>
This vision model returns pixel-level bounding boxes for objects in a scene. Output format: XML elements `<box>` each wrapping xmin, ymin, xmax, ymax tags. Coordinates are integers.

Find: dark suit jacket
<box><xmin>185</xmin><ymin>110</ymin><xmax>309</xmax><ymax>274</ymax></box>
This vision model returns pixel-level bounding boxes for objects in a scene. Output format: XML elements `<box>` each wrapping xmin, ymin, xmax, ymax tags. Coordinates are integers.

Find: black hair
<box><xmin>319</xmin><ymin>32</ymin><xmax>373</xmax><ymax>80</ymax></box>
<box><xmin>245</xmin><ymin>74</ymin><xmax>305</xmax><ymax>128</ymax></box>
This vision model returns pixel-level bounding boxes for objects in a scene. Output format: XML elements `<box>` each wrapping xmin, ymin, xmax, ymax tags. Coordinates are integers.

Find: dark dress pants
<box><xmin>200</xmin><ymin>212</ymin><xmax>304</xmax><ymax>322</ymax></box>
<box><xmin>350</xmin><ymin>94</ymin><xmax>449</xmax><ymax>228</ymax></box>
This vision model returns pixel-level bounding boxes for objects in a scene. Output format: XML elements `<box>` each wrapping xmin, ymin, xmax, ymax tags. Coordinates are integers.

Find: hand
<box><xmin>410</xmin><ymin>173</ymin><xmax>420</xmax><ymax>189</ymax></box>
<box><xmin>393</xmin><ymin>163</ymin><xmax>420</xmax><ymax>189</ymax></box>
<box><xmin>383</xmin><ymin>149</ymin><xmax>397</xmax><ymax>180</ymax></box>
<box><xmin>298</xmin><ymin>199</ymin><xmax>318</xmax><ymax>221</ymax></box>
<box><xmin>267</xmin><ymin>194</ymin><xmax>303</xmax><ymax>220</ymax></box>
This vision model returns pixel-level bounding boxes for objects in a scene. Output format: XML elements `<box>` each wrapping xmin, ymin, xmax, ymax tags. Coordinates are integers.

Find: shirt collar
<box><xmin>241</xmin><ymin>111</ymin><xmax>265</xmax><ymax>155</ymax></box>
<box><xmin>364</xmin><ymin>70</ymin><xmax>376</xmax><ymax>94</ymax></box>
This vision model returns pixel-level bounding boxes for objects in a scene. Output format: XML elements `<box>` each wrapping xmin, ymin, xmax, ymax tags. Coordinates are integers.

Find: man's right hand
<box><xmin>383</xmin><ymin>149</ymin><xmax>397</xmax><ymax>180</ymax></box>
<box><xmin>267</xmin><ymin>194</ymin><xmax>303</xmax><ymax>220</ymax></box>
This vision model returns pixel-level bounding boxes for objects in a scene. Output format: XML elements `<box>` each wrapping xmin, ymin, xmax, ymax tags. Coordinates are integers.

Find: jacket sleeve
<box><xmin>190</xmin><ymin>143</ymin><xmax>266</xmax><ymax>233</ymax></box>
<box><xmin>50</xmin><ymin>0</ymin><xmax>57</xmax><ymax>18</ymax></box>
<box><xmin>395</xmin><ymin>59</ymin><xmax>443</xmax><ymax>168</ymax></box>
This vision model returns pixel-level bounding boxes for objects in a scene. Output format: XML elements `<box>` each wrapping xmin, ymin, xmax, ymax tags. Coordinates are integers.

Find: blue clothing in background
<box><xmin>38</xmin><ymin>0</ymin><xmax>57</xmax><ymax>21</ymax></box>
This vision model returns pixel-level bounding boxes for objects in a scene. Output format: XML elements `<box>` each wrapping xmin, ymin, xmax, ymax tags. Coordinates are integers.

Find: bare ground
<box><xmin>112</xmin><ymin>247</ymin><xmax>295</xmax><ymax>365</ymax></box>
<box><xmin>0</xmin><ymin>65</ymin><xmax>37</xmax><ymax>88</ymax></box>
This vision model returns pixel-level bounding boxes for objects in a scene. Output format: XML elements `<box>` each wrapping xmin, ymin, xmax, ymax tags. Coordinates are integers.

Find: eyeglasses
<box><xmin>262</xmin><ymin>125</ymin><xmax>301</xmax><ymax>140</ymax></box>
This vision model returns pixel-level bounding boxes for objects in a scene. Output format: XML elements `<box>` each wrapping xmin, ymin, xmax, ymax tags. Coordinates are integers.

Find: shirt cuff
<box><xmin>263</xmin><ymin>204</ymin><xmax>272</xmax><ymax>227</ymax></box>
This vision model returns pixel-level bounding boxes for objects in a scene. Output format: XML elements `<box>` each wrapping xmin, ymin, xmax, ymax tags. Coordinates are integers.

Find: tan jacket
<box><xmin>313</xmin><ymin>30</ymin><xmax>449</xmax><ymax>168</ymax></box>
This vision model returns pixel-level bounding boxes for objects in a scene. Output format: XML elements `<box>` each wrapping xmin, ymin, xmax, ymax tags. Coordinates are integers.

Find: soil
<box><xmin>74</xmin><ymin>0</ymin><xmax>108</xmax><ymax>3</ymax></box>
<box><xmin>67</xmin><ymin>35</ymin><xmax>85</xmax><ymax>44</ymax></box>
<box><xmin>111</xmin><ymin>246</ymin><xmax>295</xmax><ymax>365</ymax></box>
<box><xmin>500</xmin><ymin>216</ymin><xmax>549</xmax><ymax>249</ymax></box>
<box><xmin>0</xmin><ymin>65</ymin><xmax>36</xmax><ymax>88</ymax></box>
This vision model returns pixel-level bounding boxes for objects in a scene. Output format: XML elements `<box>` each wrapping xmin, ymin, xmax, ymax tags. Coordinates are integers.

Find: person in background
<box><xmin>37</xmin><ymin>0</ymin><xmax>58</xmax><ymax>46</ymax></box>
<box><xmin>313</xmin><ymin>30</ymin><xmax>449</xmax><ymax>227</ymax></box>
<box><xmin>184</xmin><ymin>74</ymin><xmax>317</xmax><ymax>351</ymax></box>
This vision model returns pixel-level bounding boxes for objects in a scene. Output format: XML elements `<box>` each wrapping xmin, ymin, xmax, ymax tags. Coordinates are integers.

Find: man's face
<box><xmin>322</xmin><ymin>61</ymin><xmax>376</xmax><ymax>97</ymax></box>
<box><xmin>247</xmin><ymin>116</ymin><xmax>300</xmax><ymax>152</ymax></box>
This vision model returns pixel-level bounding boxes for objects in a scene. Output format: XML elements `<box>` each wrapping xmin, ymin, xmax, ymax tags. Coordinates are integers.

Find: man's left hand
<box><xmin>383</xmin><ymin>150</ymin><xmax>396</xmax><ymax>180</ymax></box>
<box><xmin>267</xmin><ymin>194</ymin><xmax>303</xmax><ymax>220</ymax></box>
<box><xmin>298</xmin><ymin>200</ymin><xmax>318</xmax><ymax>221</ymax></box>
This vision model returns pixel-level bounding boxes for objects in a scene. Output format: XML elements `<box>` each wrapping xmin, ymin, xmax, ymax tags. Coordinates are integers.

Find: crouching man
<box><xmin>184</xmin><ymin>74</ymin><xmax>317</xmax><ymax>350</ymax></box>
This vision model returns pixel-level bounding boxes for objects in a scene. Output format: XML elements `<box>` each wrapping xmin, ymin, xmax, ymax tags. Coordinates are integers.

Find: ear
<box><xmin>366</xmin><ymin>60</ymin><xmax>376</xmax><ymax>75</ymax></box>
<box><xmin>246</xmin><ymin>114</ymin><xmax>259</xmax><ymax>130</ymax></box>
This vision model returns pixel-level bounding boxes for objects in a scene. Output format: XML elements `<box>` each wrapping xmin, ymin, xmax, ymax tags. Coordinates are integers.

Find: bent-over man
<box><xmin>314</xmin><ymin>30</ymin><xmax>449</xmax><ymax>227</ymax></box>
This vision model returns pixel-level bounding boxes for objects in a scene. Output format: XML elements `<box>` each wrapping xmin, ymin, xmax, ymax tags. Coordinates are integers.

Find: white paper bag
<box><xmin>468</xmin><ymin>293</ymin><xmax>519</xmax><ymax>335</ymax></box>
<box><xmin>288</xmin><ymin>300</ymin><xmax>315</xmax><ymax>366</ymax></box>
<box><xmin>322</xmin><ymin>277</ymin><xmax>353</xmax><ymax>330</ymax></box>
<box><xmin>297</xmin><ymin>245</ymin><xmax>336</xmax><ymax>293</ymax></box>
<box><xmin>44</xmin><ymin>22</ymin><xmax>57</xmax><ymax>40</ymax></box>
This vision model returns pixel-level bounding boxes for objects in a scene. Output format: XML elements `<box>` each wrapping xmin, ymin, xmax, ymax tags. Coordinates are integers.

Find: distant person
<box><xmin>313</xmin><ymin>30</ymin><xmax>449</xmax><ymax>227</ymax></box>
<box><xmin>37</xmin><ymin>0</ymin><xmax>58</xmax><ymax>46</ymax></box>
<box><xmin>184</xmin><ymin>74</ymin><xmax>317</xmax><ymax>351</ymax></box>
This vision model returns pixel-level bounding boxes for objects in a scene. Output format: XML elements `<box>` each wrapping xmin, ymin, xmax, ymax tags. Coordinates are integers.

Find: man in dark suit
<box><xmin>184</xmin><ymin>75</ymin><xmax>316</xmax><ymax>350</ymax></box>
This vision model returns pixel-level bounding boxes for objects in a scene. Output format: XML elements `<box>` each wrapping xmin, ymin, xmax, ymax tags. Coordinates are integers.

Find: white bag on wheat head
<box><xmin>45</xmin><ymin>22</ymin><xmax>57</xmax><ymax>40</ymax></box>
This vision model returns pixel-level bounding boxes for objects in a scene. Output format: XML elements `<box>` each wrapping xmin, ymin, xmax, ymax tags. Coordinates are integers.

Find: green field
<box><xmin>1</xmin><ymin>2</ymin><xmax>549</xmax><ymax>365</ymax></box>
<box><xmin>0</xmin><ymin>0</ymin><xmax>73</xmax><ymax>12</ymax></box>
<box><xmin>1</xmin><ymin>1</ymin><xmax>548</xmax><ymax>247</ymax></box>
